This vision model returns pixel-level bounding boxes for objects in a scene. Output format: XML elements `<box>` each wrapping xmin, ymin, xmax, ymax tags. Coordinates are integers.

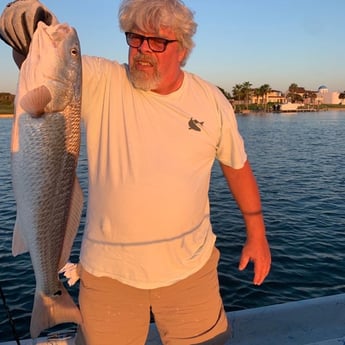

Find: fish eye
<box><xmin>71</xmin><ymin>48</ymin><xmax>79</xmax><ymax>56</ymax></box>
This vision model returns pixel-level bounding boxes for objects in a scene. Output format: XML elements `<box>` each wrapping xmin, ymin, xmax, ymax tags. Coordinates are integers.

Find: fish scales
<box><xmin>14</xmin><ymin>114</ymin><xmax>76</xmax><ymax>294</ymax></box>
<box><xmin>11</xmin><ymin>21</ymin><xmax>83</xmax><ymax>338</ymax></box>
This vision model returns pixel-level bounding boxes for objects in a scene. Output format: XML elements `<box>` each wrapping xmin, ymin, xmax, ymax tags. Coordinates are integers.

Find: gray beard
<box><xmin>129</xmin><ymin>68</ymin><xmax>161</xmax><ymax>91</ymax></box>
<box><xmin>129</xmin><ymin>53</ymin><xmax>162</xmax><ymax>91</ymax></box>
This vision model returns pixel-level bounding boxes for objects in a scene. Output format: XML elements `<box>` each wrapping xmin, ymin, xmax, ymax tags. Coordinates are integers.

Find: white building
<box><xmin>317</xmin><ymin>85</ymin><xmax>345</xmax><ymax>105</ymax></box>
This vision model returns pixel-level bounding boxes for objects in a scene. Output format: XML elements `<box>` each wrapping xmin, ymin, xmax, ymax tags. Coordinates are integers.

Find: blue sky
<box><xmin>1</xmin><ymin>0</ymin><xmax>345</xmax><ymax>94</ymax></box>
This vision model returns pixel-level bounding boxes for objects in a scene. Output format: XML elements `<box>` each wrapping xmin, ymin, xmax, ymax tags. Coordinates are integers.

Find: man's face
<box><xmin>128</xmin><ymin>27</ymin><xmax>187</xmax><ymax>94</ymax></box>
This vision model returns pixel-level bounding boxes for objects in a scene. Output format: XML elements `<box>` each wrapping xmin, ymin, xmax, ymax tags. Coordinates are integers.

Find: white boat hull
<box><xmin>2</xmin><ymin>293</ymin><xmax>345</xmax><ymax>345</ymax></box>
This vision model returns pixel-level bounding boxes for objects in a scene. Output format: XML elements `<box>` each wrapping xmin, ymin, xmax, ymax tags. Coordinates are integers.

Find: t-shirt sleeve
<box><xmin>215</xmin><ymin>90</ymin><xmax>247</xmax><ymax>168</ymax></box>
<box><xmin>80</xmin><ymin>56</ymin><xmax>123</xmax><ymax>123</ymax></box>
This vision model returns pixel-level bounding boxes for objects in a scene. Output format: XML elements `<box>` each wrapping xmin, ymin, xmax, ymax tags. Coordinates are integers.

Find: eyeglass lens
<box><xmin>126</xmin><ymin>32</ymin><xmax>176</xmax><ymax>52</ymax></box>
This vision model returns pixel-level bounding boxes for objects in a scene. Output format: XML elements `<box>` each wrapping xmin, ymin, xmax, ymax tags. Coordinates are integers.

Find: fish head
<box><xmin>12</xmin><ymin>22</ymin><xmax>82</xmax><ymax>153</ymax></box>
<box><xmin>19</xmin><ymin>21</ymin><xmax>82</xmax><ymax>115</ymax></box>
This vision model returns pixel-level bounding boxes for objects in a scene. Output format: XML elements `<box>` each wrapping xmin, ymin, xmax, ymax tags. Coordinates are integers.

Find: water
<box><xmin>1</xmin><ymin>111</ymin><xmax>345</xmax><ymax>341</ymax></box>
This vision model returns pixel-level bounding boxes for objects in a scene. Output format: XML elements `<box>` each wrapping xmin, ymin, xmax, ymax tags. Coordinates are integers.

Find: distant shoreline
<box><xmin>1</xmin><ymin>108</ymin><xmax>345</xmax><ymax>119</ymax></box>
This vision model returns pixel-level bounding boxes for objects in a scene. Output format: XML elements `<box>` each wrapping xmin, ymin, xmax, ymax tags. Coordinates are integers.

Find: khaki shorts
<box><xmin>76</xmin><ymin>247</ymin><xmax>230</xmax><ymax>345</ymax></box>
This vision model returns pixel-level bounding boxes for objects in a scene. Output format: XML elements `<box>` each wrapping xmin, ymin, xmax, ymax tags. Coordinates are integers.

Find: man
<box><xmin>0</xmin><ymin>0</ymin><xmax>271</xmax><ymax>344</ymax></box>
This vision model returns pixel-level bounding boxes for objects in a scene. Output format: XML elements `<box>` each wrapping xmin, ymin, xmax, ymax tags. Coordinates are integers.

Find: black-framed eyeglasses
<box><xmin>125</xmin><ymin>32</ymin><xmax>178</xmax><ymax>53</ymax></box>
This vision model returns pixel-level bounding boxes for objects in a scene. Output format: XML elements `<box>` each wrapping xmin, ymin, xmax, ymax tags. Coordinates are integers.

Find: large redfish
<box><xmin>11</xmin><ymin>21</ymin><xmax>83</xmax><ymax>338</ymax></box>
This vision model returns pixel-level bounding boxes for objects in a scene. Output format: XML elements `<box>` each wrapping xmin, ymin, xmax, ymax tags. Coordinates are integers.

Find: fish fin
<box><xmin>58</xmin><ymin>177</ymin><xmax>83</xmax><ymax>270</ymax></box>
<box><xmin>30</xmin><ymin>285</ymin><xmax>82</xmax><ymax>338</ymax></box>
<box><xmin>12</xmin><ymin>218</ymin><xmax>28</xmax><ymax>256</ymax></box>
<box><xmin>20</xmin><ymin>85</ymin><xmax>52</xmax><ymax>117</ymax></box>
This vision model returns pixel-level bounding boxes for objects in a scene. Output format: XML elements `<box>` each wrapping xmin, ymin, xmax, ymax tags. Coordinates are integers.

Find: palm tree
<box><xmin>241</xmin><ymin>81</ymin><xmax>252</xmax><ymax>110</ymax></box>
<box><xmin>259</xmin><ymin>84</ymin><xmax>271</xmax><ymax>111</ymax></box>
<box><xmin>339</xmin><ymin>91</ymin><xmax>345</xmax><ymax>104</ymax></box>
<box><xmin>232</xmin><ymin>84</ymin><xmax>245</xmax><ymax>112</ymax></box>
<box><xmin>217</xmin><ymin>86</ymin><xmax>231</xmax><ymax>100</ymax></box>
<box><xmin>253</xmin><ymin>88</ymin><xmax>261</xmax><ymax>105</ymax></box>
<box><xmin>232</xmin><ymin>84</ymin><xmax>243</xmax><ymax>102</ymax></box>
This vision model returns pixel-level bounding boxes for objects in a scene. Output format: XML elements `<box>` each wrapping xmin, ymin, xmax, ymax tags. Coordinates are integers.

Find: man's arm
<box><xmin>220</xmin><ymin>160</ymin><xmax>271</xmax><ymax>285</ymax></box>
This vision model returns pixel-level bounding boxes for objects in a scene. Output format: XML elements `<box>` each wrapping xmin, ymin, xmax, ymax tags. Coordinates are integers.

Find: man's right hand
<box><xmin>0</xmin><ymin>0</ymin><xmax>58</xmax><ymax>65</ymax></box>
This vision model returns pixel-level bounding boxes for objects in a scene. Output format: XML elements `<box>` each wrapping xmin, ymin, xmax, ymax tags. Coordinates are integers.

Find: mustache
<box><xmin>133</xmin><ymin>53</ymin><xmax>157</xmax><ymax>67</ymax></box>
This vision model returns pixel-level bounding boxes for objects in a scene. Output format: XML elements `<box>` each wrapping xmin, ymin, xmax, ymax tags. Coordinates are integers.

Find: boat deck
<box><xmin>2</xmin><ymin>293</ymin><xmax>345</xmax><ymax>345</ymax></box>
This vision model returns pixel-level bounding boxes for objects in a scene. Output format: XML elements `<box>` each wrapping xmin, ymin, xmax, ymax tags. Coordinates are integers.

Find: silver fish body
<box><xmin>11</xmin><ymin>21</ymin><xmax>83</xmax><ymax>338</ymax></box>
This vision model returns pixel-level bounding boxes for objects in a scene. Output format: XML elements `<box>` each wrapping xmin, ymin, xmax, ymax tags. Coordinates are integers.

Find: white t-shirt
<box><xmin>79</xmin><ymin>56</ymin><xmax>247</xmax><ymax>289</ymax></box>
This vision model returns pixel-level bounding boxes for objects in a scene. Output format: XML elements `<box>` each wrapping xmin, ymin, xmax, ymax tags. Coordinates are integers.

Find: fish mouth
<box><xmin>44</xmin><ymin>22</ymin><xmax>75</xmax><ymax>43</ymax></box>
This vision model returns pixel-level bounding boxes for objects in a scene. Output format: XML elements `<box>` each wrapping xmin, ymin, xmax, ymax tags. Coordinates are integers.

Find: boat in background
<box><xmin>278</xmin><ymin>102</ymin><xmax>303</xmax><ymax>112</ymax></box>
<box><xmin>2</xmin><ymin>293</ymin><xmax>345</xmax><ymax>345</ymax></box>
<box><xmin>272</xmin><ymin>102</ymin><xmax>321</xmax><ymax>113</ymax></box>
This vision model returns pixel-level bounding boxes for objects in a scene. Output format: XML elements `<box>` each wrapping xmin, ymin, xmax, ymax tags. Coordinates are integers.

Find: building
<box><xmin>267</xmin><ymin>90</ymin><xmax>286</xmax><ymax>104</ymax></box>
<box><xmin>316</xmin><ymin>85</ymin><xmax>345</xmax><ymax>105</ymax></box>
<box><xmin>249</xmin><ymin>89</ymin><xmax>286</xmax><ymax>105</ymax></box>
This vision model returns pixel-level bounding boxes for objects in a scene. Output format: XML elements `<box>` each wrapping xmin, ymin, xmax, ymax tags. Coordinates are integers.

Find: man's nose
<box><xmin>138</xmin><ymin>38</ymin><xmax>152</xmax><ymax>52</ymax></box>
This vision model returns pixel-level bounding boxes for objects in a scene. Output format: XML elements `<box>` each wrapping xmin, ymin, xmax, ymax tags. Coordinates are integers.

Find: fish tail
<box><xmin>30</xmin><ymin>285</ymin><xmax>82</xmax><ymax>338</ymax></box>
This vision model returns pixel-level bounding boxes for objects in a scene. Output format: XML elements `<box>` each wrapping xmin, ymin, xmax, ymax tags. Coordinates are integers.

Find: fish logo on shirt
<box><xmin>188</xmin><ymin>118</ymin><xmax>204</xmax><ymax>132</ymax></box>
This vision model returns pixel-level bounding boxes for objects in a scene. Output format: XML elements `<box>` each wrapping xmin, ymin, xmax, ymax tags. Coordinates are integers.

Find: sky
<box><xmin>0</xmin><ymin>0</ymin><xmax>345</xmax><ymax>95</ymax></box>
